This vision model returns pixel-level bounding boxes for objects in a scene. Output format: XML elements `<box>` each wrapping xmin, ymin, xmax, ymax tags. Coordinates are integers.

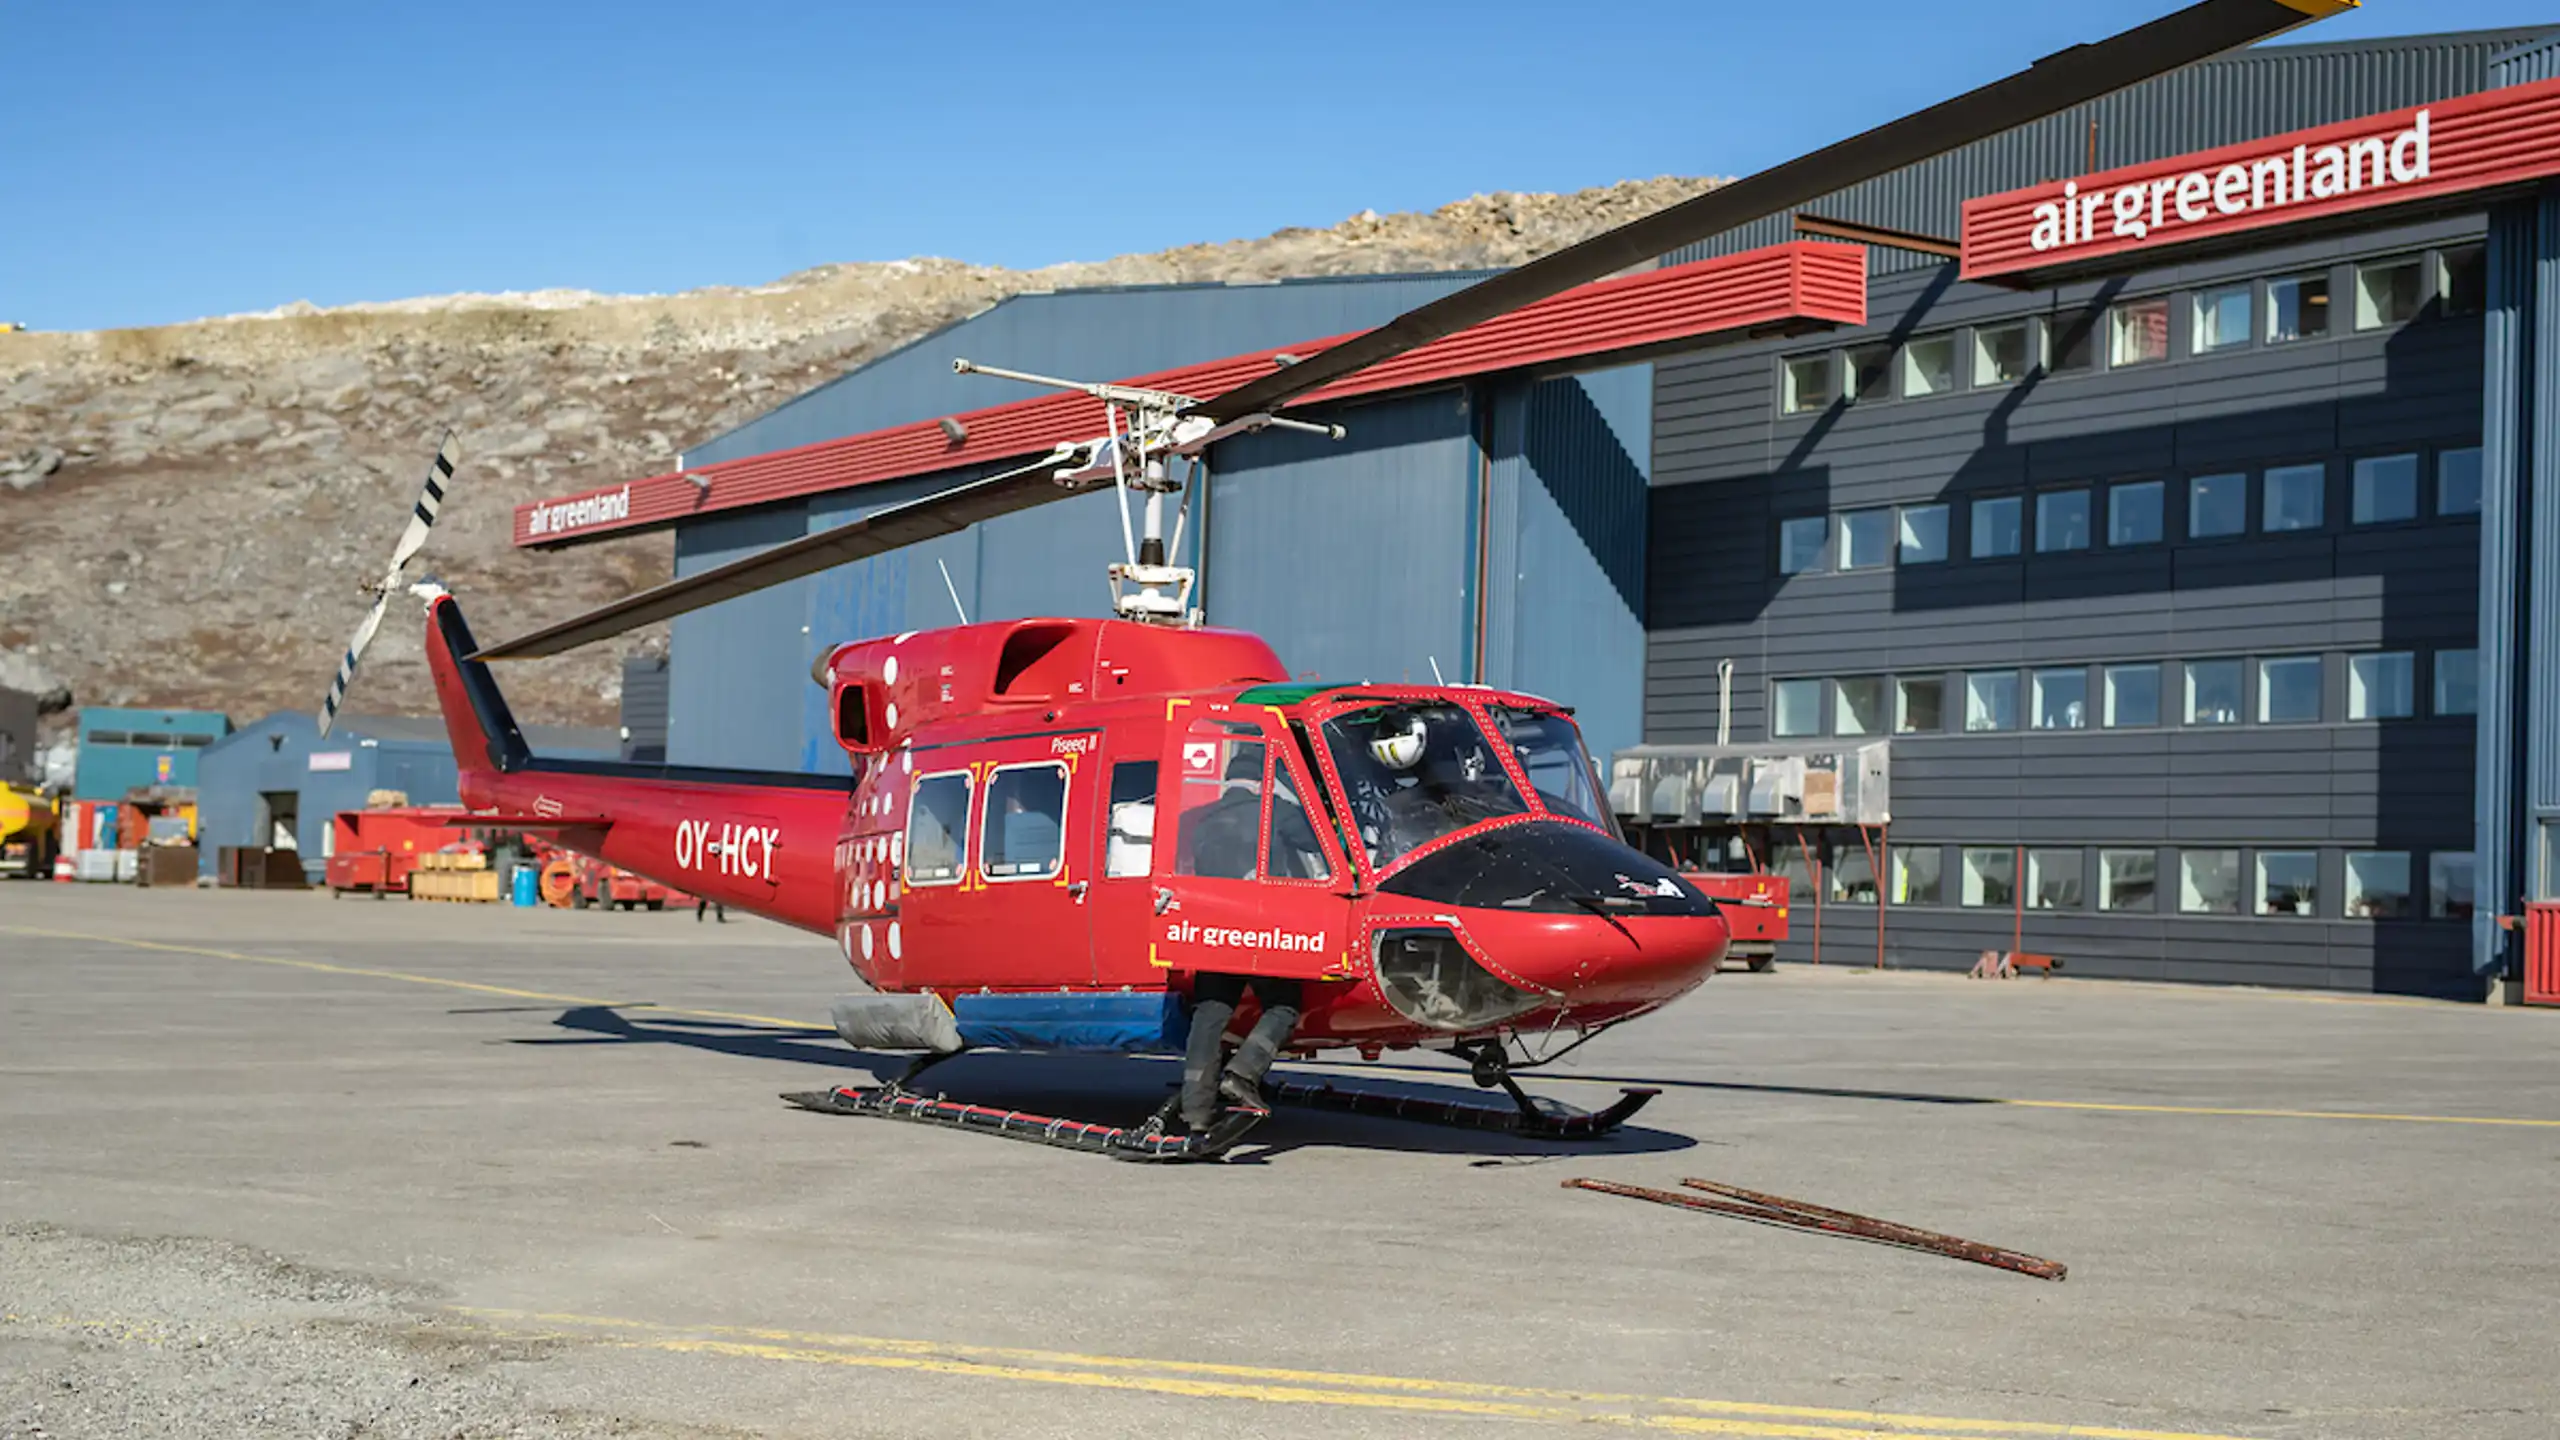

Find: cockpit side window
<box><xmin>1488</xmin><ymin>705</ymin><xmax>1612</xmax><ymax>832</ymax></box>
<box><xmin>1264</xmin><ymin>760</ymin><xmax>1330</xmax><ymax>882</ymax></box>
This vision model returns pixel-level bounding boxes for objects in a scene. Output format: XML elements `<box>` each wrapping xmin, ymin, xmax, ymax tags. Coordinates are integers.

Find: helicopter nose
<box><xmin>1552</xmin><ymin>910</ymin><xmax>1730</xmax><ymax>1009</ymax></box>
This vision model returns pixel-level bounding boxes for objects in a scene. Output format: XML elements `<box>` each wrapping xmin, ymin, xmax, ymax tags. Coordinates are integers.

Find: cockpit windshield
<box><xmin>1321</xmin><ymin>704</ymin><xmax>1527</xmax><ymax>870</ymax></box>
<box><xmin>1487</xmin><ymin>705</ymin><xmax>1611</xmax><ymax>832</ymax></box>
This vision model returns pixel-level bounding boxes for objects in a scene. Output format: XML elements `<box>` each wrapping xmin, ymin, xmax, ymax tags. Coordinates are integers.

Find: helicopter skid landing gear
<box><xmin>1262</xmin><ymin>1076</ymin><xmax>1658</xmax><ymax>1140</ymax></box>
<box><xmin>781</xmin><ymin>1055</ymin><xmax>1264</xmax><ymax>1162</ymax></box>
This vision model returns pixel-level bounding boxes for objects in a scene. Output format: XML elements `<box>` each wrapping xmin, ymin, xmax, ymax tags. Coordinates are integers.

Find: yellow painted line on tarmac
<box><xmin>1989</xmin><ymin>1097</ymin><xmax>2560</xmax><ymax>1128</ymax></box>
<box><xmin>464</xmin><ymin>1307</ymin><xmax>2263</xmax><ymax>1439</ymax></box>
<box><xmin>0</xmin><ymin>925</ymin><xmax>822</xmax><ymax>1032</ymax></box>
<box><xmin>15</xmin><ymin>924</ymin><xmax>2560</xmax><ymax>1130</ymax></box>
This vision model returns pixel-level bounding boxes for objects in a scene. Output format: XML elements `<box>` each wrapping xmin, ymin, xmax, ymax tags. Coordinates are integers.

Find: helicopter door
<box><xmin>1141</xmin><ymin>714</ymin><xmax>1352</xmax><ymax>984</ymax></box>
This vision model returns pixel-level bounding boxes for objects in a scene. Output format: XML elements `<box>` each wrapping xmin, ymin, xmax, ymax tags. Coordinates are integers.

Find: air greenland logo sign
<box><xmin>524</xmin><ymin>485</ymin><xmax>631</xmax><ymax>538</ymax></box>
<box><xmin>1960</xmin><ymin>78</ymin><xmax>2560</xmax><ymax>282</ymax></box>
<box><xmin>2025</xmin><ymin>111</ymin><xmax>2430</xmax><ymax>256</ymax></box>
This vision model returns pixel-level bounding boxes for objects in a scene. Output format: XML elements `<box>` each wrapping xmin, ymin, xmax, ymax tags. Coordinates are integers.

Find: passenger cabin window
<box><xmin>1105</xmin><ymin>760</ymin><xmax>1158</xmax><ymax>878</ymax></box>
<box><xmin>1175</xmin><ymin>724</ymin><xmax>1268</xmax><ymax>881</ymax></box>
<box><xmin>905</xmin><ymin>773</ymin><xmax>974</xmax><ymax>885</ymax></box>
<box><xmin>981</xmin><ymin>763</ymin><xmax>1067</xmax><ymax>879</ymax></box>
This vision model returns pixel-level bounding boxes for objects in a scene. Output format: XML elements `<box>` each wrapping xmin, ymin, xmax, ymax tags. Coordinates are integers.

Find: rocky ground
<box><xmin>0</xmin><ymin>179</ymin><xmax>1720</xmax><ymax>736</ymax></box>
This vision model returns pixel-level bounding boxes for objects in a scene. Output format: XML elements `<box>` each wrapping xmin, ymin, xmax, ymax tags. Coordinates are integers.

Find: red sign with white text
<box><xmin>1963</xmin><ymin>75</ymin><xmax>2560</xmax><ymax>282</ymax></box>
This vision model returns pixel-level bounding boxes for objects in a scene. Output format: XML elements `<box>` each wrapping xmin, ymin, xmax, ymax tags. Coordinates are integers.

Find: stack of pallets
<box><xmin>409</xmin><ymin>851</ymin><xmax>500</xmax><ymax>903</ymax></box>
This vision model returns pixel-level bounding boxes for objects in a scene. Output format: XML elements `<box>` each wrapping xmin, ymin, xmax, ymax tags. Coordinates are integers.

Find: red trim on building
<box><xmin>1963</xmin><ymin>76</ymin><xmax>2560</xmax><ymax>283</ymax></box>
<box><xmin>514</xmin><ymin>241</ymin><xmax>1866</xmax><ymax>548</ymax></box>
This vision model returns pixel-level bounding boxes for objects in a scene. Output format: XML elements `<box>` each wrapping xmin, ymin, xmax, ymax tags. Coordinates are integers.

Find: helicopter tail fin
<box><xmin>423</xmin><ymin>593</ymin><xmax>533</xmax><ymax>777</ymax></box>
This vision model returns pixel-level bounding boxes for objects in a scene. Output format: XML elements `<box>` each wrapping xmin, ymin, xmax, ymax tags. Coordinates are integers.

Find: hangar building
<box><xmin>517</xmin><ymin>25</ymin><xmax>2560</xmax><ymax>1000</ymax></box>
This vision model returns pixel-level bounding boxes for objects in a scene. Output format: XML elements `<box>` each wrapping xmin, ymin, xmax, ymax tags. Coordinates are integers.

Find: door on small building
<box><xmin>257</xmin><ymin>791</ymin><xmax>300</xmax><ymax>852</ymax></box>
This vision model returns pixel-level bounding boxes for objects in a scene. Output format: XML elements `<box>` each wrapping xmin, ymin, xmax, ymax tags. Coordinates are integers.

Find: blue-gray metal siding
<box><xmin>1206</xmin><ymin>390</ymin><xmax>1478</xmax><ymax>688</ymax></box>
<box><xmin>1482</xmin><ymin>366</ymin><xmax>1651</xmax><ymax>761</ymax></box>
<box><xmin>668</xmin><ymin>503</ymin><xmax>814</xmax><ymax>771</ymax></box>
<box><xmin>620</xmin><ymin>657</ymin><xmax>669</xmax><ymax>763</ymax></box>
<box><xmin>196</xmin><ymin>714</ymin><xmax>462</xmax><ymax>881</ymax></box>
<box><xmin>1647</xmin><ymin>215</ymin><xmax>2487</xmax><ymax>997</ymax></box>
<box><xmin>687</xmin><ymin>273</ymin><xmax>1491</xmax><ymax>467</ymax></box>
<box><xmin>1670</xmin><ymin>28</ymin><xmax>2550</xmax><ymax>279</ymax></box>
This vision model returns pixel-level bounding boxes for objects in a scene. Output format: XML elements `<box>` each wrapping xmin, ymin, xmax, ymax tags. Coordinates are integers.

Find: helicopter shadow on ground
<box><xmin>519</xmin><ymin>1006</ymin><xmax>1697</xmax><ymax>1161</ymax></box>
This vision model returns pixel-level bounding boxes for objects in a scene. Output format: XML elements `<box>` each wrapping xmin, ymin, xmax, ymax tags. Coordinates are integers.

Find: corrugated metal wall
<box><xmin>688</xmin><ymin>273</ymin><xmax>1494</xmax><ymax>467</ymax></box>
<box><xmin>669</xmin><ymin>504</ymin><xmax>812</xmax><ymax>770</ymax></box>
<box><xmin>1482</xmin><ymin>366</ymin><xmax>1651</xmax><ymax>761</ymax></box>
<box><xmin>1646</xmin><ymin>213</ymin><xmax>2488</xmax><ymax>997</ymax></box>
<box><xmin>1204</xmin><ymin>390</ymin><xmax>1478</xmax><ymax>688</ymax></box>
<box><xmin>1670</xmin><ymin>29</ymin><xmax>2551</xmax><ymax>279</ymax></box>
<box><xmin>195</xmin><ymin>713</ymin><xmax>461</xmax><ymax>881</ymax></box>
<box><xmin>619</xmin><ymin>657</ymin><xmax>669</xmax><ymax>763</ymax></box>
<box><xmin>2471</xmin><ymin>39</ymin><xmax>2560</xmax><ymax>976</ymax></box>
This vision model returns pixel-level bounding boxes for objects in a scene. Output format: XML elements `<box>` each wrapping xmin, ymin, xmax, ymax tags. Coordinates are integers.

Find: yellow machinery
<box><xmin>0</xmin><ymin>782</ymin><xmax>59</xmax><ymax>878</ymax></box>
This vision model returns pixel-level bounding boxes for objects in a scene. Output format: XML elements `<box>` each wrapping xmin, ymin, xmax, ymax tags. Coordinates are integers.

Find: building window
<box><xmin>2188</xmin><ymin>472</ymin><xmax>2247</xmax><ymax>539</ymax></box>
<box><xmin>1961</xmin><ymin>847</ymin><xmax>2016</xmax><ymax>907</ymax></box>
<box><xmin>2036</xmin><ymin>489</ymin><xmax>2091</xmax><ymax>552</ymax></box>
<box><xmin>1902</xmin><ymin>334</ymin><xmax>1958</xmax><ymax>396</ymax></box>
<box><xmin>2431</xmin><ymin>851</ymin><xmax>2476</xmax><ymax>919</ymax></box>
<box><xmin>1974</xmin><ymin>322</ymin><xmax>2034</xmax><ymax>384</ymax></box>
<box><xmin>1783</xmin><ymin>354</ymin><xmax>1834</xmax><ymax>413</ymax></box>
<box><xmin>2438</xmin><ymin>245</ymin><xmax>2486</xmax><ymax>317</ymax></box>
<box><xmin>2347</xmin><ymin>652</ymin><xmax>2414</xmax><ymax>721</ymax></box>
<box><xmin>1829</xmin><ymin>845</ymin><xmax>1879</xmax><ymax>903</ymax></box>
<box><xmin>2104</xmin><ymin>664</ymin><xmax>2161</xmax><ymax>727</ymax></box>
<box><xmin>1835</xmin><ymin>676</ymin><xmax>1887</xmax><ymax>737</ymax></box>
<box><xmin>2259</xmin><ymin>656</ymin><xmax>2322</xmax><ymax>724</ymax></box>
<box><xmin>1771</xmin><ymin>679</ymin><xmax>1823</xmax><ymax>738</ymax></box>
<box><xmin>1964</xmin><ymin>672</ymin><xmax>2019</xmax><ymax>732</ymax></box>
<box><xmin>1778</xmin><ymin>516</ymin><xmax>1827</xmax><ymax>574</ymax></box>
<box><xmin>1838</xmin><ymin>508</ymin><xmax>1893</xmax><ymax>570</ymax></box>
<box><xmin>2032</xmin><ymin>668</ymin><xmax>2088</xmax><ymax>730</ymax></box>
<box><xmin>1972</xmin><ymin>496</ymin><xmax>2023</xmax><ymax>558</ymax></box>
<box><xmin>1845</xmin><ymin>342</ymin><xmax>1895</xmax><ymax>400</ymax></box>
<box><xmin>2192</xmin><ymin>284</ymin><xmax>2251</xmax><ymax>353</ymax></box>
<box><xmin>1895</xmin><ymin>676</ymin><xmax>1944</xmax><ymax>734</ymax></box>
<box><xmin>1771</xmin><ymin>839</ymin><xmax>1815</xmax><ymax>902</ymax></box>
<box><xmin>2256</xmin><ymin>850</ymin><xmax>2319</xmax><ymax>916</ymax></box>
<box><xmin>2267</xmin><ymin>272</ymin><xmax>2331</xmax><ymax>343</ymax></box>
<box><xmin>2354</xmin><ymin>256</ymin><xmax>2424</xmax><ymax>330</ymax></box>
<box><xmin>2345</xmin><ymin>851</ymin><xmax>2413</xmax><ymax>919</ymax></box>
<box><xmin>2099</xmin><ymin>849</ymin><xmax>2158</xmax><ymax>912</ymax></box>
<box><xmin>2109</xmin><ymin>480</ymin><xmax>2164</xmax><ymax>546</ymax></box>
<box><xmin>2264</xmin><ymin>463</ymin><xmax>2325</xmax><ymax>533</ymax></box>
<box><xmin>2351</xmin><ymin>454</ymin><xmax>2418</xmax><ymax>524</ymax></box>
<box><xmin>1898</xmin><ymin>503</ymin><xmax>1949</xmax><ymax>564</ymax></box>
<box><xmin>2438</xmin><ymin>447</ymin><xmax>2483</xmax><ymax>516</ymax></box>
<box><xmin>2108</xmin><ymin>297</ymin><xmax>2170</xmax><ymax>367</ymax></box>
<box><xmin>2185</xmin><ymin>659</ymin><xmax>2243</xmax><ymax>726</ymax></box>
<box><xmin>1892</xmin><ymin>846</ymin><xmax>1943</xmax><ymax>905</ymax></box>
<box><xmin>2435</xmin><ymin>649</ymin><xmax>2478</xmax><ymax>717</ymax></box>
<box><xmin>2046</xmin><ymin>312</ymin><xmax>2096</xmax><ymax>373</ymax></box>
<box><xmin>2180</xmin><ymin>849</ymin><xmax>2242</xmax><ymax>914</ymax></box>
<box><xmin>2028</xmin><ymin>849</ymin><xmax>2083</xmax><ymax>910</ymax></box>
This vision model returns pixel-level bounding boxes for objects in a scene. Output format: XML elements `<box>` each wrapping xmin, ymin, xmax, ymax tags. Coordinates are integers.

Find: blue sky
<box><xmin>6</xmin><ymin>1</ymin><xmax>2553</xmax><ymax>332</ymax></box>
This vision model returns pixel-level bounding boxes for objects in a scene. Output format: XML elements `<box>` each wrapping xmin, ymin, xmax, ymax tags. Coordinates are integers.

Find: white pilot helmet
<box><xmin>1369</xmin><ymin>711</ymin><xmax>1428</xmax><ymax>771</ymax></box>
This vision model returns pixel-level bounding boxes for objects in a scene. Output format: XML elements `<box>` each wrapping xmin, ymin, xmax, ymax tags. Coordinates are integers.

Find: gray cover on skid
<box><xmin>831</xmin><ymin>992</ymin><xmax>965</xmax><ymax>1053</ymax></box>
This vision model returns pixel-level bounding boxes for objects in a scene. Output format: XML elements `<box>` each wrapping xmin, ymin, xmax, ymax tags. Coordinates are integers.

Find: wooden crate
<box><xmin>410</xmin><ymin>869</ymin><xmax>501</xmax><ymax>902</ymax></box>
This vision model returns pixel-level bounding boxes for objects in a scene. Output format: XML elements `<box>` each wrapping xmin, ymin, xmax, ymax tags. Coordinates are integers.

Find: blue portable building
<box><xmin>69</xmin><ymin>706</ymin><xmax>232</xmax><ymax>801</ymax></box>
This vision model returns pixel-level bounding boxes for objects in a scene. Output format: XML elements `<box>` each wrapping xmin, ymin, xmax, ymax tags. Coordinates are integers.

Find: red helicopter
<box><xmin>318</xmin><ymin>1</ymin><xmax>2347</xmax><ymax>1159</ymax></box>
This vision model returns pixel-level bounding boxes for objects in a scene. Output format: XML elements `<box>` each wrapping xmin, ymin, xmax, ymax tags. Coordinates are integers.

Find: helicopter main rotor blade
<box><xmin>1186</xmin><ymin>0</ymin><xmax>2352</xmax><ymax>425</ymax></box>
<box><xmin>471</xmin><ymin>455</ymin><xmax>1071</xmax><ymax>660</ymax></box>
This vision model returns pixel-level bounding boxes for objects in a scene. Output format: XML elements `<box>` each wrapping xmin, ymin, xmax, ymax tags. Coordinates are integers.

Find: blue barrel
<box><xmin>511</xmin><ymin>863</ymin><xmax>538</xmax><ymax>907</ymax></box>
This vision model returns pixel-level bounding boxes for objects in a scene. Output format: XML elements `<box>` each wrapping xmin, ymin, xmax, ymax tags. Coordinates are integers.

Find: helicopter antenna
<box><xmin>1429</xmin><ymin>656</ymin><xmax>1447</xmax><ymax>686</ymax></box>
<box><xmin>936</xmin><ymin>557</ymin><xmax>971</xmax><ymax>626</ymax></box>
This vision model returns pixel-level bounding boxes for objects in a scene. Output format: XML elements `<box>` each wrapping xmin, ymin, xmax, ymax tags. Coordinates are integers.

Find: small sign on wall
<box><xmin>308</xmin><ymin>751</ymin><xmax>353</xmax><ymax>773</ymax></box>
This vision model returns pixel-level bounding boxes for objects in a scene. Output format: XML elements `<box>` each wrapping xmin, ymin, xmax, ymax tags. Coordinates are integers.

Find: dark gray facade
<box><xmin>1646</xmin><ymin>213</ymin><xmax>2491</xmax><ymax>998</ymax></box>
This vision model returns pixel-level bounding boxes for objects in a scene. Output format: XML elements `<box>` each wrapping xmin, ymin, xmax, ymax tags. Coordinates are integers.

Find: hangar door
<box><xmin>1205</xmin><ymin>390</ymin><xmax>1474</xmax><ymax>686</ymax></box>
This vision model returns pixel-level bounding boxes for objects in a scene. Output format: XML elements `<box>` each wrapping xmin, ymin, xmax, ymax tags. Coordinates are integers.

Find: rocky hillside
<box><xmin>0</xmin><ymin>178</ymin><xmax>1719</xmax><ymax>733</ymax></box>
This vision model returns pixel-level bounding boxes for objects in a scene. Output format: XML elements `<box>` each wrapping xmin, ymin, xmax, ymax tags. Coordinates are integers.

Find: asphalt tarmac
<box><xmin>4</xmin><ymin>885</ymin><xmax>2557</xmax><ymax>1439</ymax></box>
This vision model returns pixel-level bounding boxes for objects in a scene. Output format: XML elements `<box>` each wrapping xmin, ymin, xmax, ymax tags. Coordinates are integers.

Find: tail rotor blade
<box><xmin>386</xmin><ymin>430</ymin><xmax>459</xmax><ymax>578</ymax></box>
<box><xmin>319</xmin><ymin>590</ymin><xmax>392</xmax><ymax>739</ymax></box>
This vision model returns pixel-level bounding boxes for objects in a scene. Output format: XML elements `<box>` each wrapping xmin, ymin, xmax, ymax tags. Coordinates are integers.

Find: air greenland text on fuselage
<box><xmin>2027</xmin><ymin>110</ymin><xmax>2431</xmax><ymax>255</ymax></box>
